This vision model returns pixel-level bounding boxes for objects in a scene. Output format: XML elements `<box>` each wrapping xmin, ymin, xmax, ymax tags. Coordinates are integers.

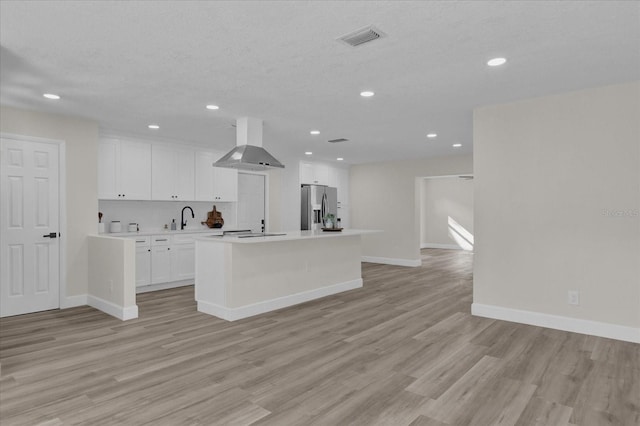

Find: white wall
<box><xmin>473</xmin><ymin>81</ymin><xmax>640</xmax><ymax>340</ymax></box>
<box><xmin>0</xmin><ymin>106</ymin><xmax>98</xmax><ymax>300</ymax></box>
<box><xmin>350</xmin><ymin>155</ymin><xmax>473</xmax><ymax>266</ymax></box>
<box><xmin>420</xmin><ymin>177</ymin><xmax>474</xmax><ymax>250</ymax></box>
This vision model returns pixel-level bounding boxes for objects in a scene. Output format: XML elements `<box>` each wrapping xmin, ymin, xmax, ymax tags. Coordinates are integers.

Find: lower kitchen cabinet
<box><xmin>134</xmin><ymin>237</ymin><xmax>151</xmax><ymax>287</ymax></box>
<box><xmin>171</xmin><ymin>234</ymin><xmax>196</xmax><ymax>281</ymax></box>
<box><xmin>151</xmin><ymin>244</ymin><xmax>172</xmax><ymax>284</ymax></box>
<box><xmin>133</xmin><ymin>234</ymin><xmax>196</xmax><ymax>290</ymax></box>
<box><xmin>171</xmin><ymin>243</ymin><xmax>195</xmax><ymax>281</ymax></box>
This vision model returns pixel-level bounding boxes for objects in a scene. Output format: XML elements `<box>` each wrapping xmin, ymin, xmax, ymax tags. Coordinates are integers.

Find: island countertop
<box><xmin>194</xmin><ymin>229</ymin><xmax>379</xmax><ymax>244</ymax></box>
<box><xmin>195</xmin><ymin>228</ymin><xmax>378</xmax><ymax>321</ymax></box>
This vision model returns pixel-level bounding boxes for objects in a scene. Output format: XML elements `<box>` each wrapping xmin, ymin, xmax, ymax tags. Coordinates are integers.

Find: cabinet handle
<box><xmin>167</xmin><ymin>247</ymin><xmax>171</xmax><ymax>250</ymax></box>
<box><xmin>147</xmin><ymin>249</ymin><xmax>151</xmax><ymax>252</ymax></box>
<box><xmin>136</xmin><ymin>240</ymin><xmax>145</xmax><ymax>243</ymax></box>
<box><xmin>156</xmin><ymin>238</ymin><xmax>168</xmax><ymax>241</ymax></box>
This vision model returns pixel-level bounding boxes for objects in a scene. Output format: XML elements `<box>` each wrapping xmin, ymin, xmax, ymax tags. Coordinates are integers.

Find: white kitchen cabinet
<box><xmin>171</xmin><ymin>234</ymin><xmax>195</xmax><ymax>281</ymax></box>
<box><xmin>328</xmin><ymin>166</ymin><xmax>350</xmax><ymax>204</ymax></box>
<box><xmin>195</xmin><ymin>153</ymin><xmax>238</xmax><ymax>202</ymax></box>
<box><xmin>134</xmin><ymin>237</ymin><xmax>151</xmax><ymax>287</ymax></box>
<box><xmin>151</xmin><ymin>146</ymin><xmax>195</xmax><ymax>201</ymax></box>
<box><xmin>195</xmin><ymin>152</ymin><xmax>216</xmax><ymax>201</ymax></box>
<box><xmin>337</xmin><ymin>204</ymin><xmax>350</xmax><ymax>229</ymax></box>
<box><xmin>213</xmin><ymin>167</ymin><xmax>238</xmax><ymax>201</ymax></box>
<box><xmin>98</xmin><ymin>139</ymin><xmax>152</xmax><ymax>200</ymax></box>
<box><xmin>300</xmin><ymin>161</ymin><xmax>329</xmax><ymax>185</ymax></box>
<box><xmin>150</xmin><ymin>237</ymin><xmax>172</xmax><ymax>284</ymax></box>
<box><xmin>134</xmin><ymin>234</ymin><xmax>196</xmax><ymax>288</ymax></box>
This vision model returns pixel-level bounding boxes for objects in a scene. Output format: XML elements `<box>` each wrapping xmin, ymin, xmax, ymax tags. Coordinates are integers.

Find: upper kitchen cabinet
<box><xmin>300</xmin><ymin>161</ymin><xmax>329</xmax><ymax>185</ymax></box>
<box><xmin>195</xmin><ymin>152</ymin><xmax>238</xmax><ymax>202</ymax></box>
<box><xmin>328</xmin><ymin>166</ymin><xmax>350</xmax><ymax>205</ymax></box>
<box><xmin>151</xmin><ymin>145</ymin><xmax>195</xmax><ymax>201</ymax></box>
<box><xmin>213</xmin><ymin>167</ymin><xmax>238</xmax><ymax>201</ymax></box>
<box><xmin>98</xmin><ymin>139</ymin><xmax>151</xmax><ymax>200</ymax></box>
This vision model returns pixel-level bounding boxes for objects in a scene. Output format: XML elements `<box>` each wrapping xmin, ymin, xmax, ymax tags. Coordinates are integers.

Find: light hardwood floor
<box><xmin>1</xmin><ymin>249</ymin><xmax>638</xmax><ymax>425</ymax></box>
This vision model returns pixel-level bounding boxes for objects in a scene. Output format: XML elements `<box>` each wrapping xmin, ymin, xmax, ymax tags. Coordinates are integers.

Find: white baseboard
<box><xmin>60</xmin><ymin>294</ymin><xmax>88</xmax><ymax>309</ymax></box>
<box><xmin>197</xmin><ymin>278</ymin><xmax>363</xmax><ymax>321</ymax></box>
<box><xmin>136</xmin><ymin>280</ymin><xmax>193</xmax><ymax>294</ymax></box>
<box><xmin>420</xmin><ymin>243</ymin><xmax>463</xmax><ymax>250</ymax></box>
<box><xmin>472</xmin><ymin>303</ymin><xmax>640</xmax><ymax>344</ymax></box>
<box><xmin>361</xmin><ymin>256</ymin><xmax>421</xmax><ymax>267</ymax></box>
<box><xmin>87</xmin><ymin>295</ymin><xmax>138</xmax><ymax>321</ymax></box>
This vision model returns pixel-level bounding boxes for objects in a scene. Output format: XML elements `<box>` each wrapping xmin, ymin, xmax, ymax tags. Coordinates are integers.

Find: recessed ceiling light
<box><xmin>43</xmin><ymin>93</ymin><xmax>60</xmax><ymax>100</ymax></box>
<box><xmin>427</xmin><ymin>133</ymin><xmax>437</xmax><ymax>138</ymax></box>
<box><xmin>206</xmin><ymin>104</ymin><xmax>219</xmax><ymax>110</ymax></box>
<box><xmin>452</xmin><ymin>143</ymin><xmax>462</xmax><ymax>148</ymax></box>
<box><xmin>310</xmin><ymin>130</ymin><xmax>320</xmax><ymax>135</ymax></box>
<box><xmin>337</xmin><ymin>157</ymin><xmax>344</xmax><ymax>161</ymax></box>
<box><xmin>305</xmin><ymin>151</ymin><xmax>313</xmax><ymax>155</ymax></box>
<box><xmin>360</xmin><ymin>91</ymin><xmax>375</xmax><ymax>97</ymax></box>
<box><xmin>148</xmin><ymin>124</ymin><xmax>160</xmax><ymax>129</ymax></box>
<box><xmin>487</xmin><ymin>57</ymin><xmax>507</xmax><ymax>67</ymax></box>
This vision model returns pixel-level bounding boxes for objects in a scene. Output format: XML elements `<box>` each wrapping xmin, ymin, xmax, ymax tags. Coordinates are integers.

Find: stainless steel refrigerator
<box><xmin>301</xmin><ymin>185</ymin><xmax>337</xmax><ymax>230</ymax></box>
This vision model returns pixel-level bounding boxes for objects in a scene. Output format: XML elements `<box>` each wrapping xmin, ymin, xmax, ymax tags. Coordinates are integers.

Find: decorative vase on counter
<box><xmin>325</xmin><ymin>219</ymin><xmax>333</xmax><ymax>229</ymax></box>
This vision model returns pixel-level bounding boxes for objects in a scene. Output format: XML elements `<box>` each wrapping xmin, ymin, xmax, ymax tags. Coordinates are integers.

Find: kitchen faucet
<box><xmin>181</xmin><ymin>206</ymin><xmax>194</xmax><ymax>230</ymax></box>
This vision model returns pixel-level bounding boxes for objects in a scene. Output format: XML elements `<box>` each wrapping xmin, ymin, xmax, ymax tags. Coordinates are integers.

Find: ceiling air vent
<box><xmin>328</xmin><ymin>138</ymin><xmax>349</xmax><ymax>143</ymax></box>
<box><xmin>337</xmin><ymin>25</ymin><xmax>385</xmax><ymax>47</ymax></box>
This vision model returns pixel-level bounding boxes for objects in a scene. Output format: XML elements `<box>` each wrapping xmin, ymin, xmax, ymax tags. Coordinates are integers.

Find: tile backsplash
<box><xmin>98</xmin><ymin>200</ymin><xmax>236</xmax><ymax>233</ymax></box>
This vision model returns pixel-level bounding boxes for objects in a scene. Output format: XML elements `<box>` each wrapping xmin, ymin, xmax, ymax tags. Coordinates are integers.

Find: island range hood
<box><xmin>214</xmin><ymin>117</ymin><xmax>284</xmax><ymax>170</ymax></box>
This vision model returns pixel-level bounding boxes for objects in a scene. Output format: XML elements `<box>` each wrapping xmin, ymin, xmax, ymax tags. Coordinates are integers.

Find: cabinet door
<box><xmin>314</xmin><ymin>163</ymin><xmax>329</xmax><ymax>186</ymax></box>
<box><xmin>299</xmin><ymin>161</ymin><xmax>315</xmax><ymax>185</ymax></box>
<box><xmin>213</xmin><ymin>167</ymin><xmax>238</xmax><ymax>201</ymax></box>
<box><xmin>135</xmin><ymin>245</ymin><xmax>151</xmax><ymax>287</ymax></box>
<box><xmin>98</xmin><ymin>139</ymin><xmax>119</xmax><ymax>199</ymax></box>
<box><xmin>151</xmin><ymin>145</ymin><xmax>176</xmax><ymax>200</ymax></box>
<box><xmin>334</xmin><ymin>167</ymin><xmax>349</xmax><ymax>204</ymax></box>
<box><xmin>175</xmin><ymin>149</ymin><xmax>195</xmax><ymax>201</ymax></box>
<box><xmin>195</xmin><ymin>152</ymin><xmax>215</xmax><ymax>201</ymax></box>
<box><xmin>151</xmin><ymin>245</ymin><xmax>172</xmax><ymax>284</ymax></box>
<box><xmin>120</xmin><ymin>141</ymin><xmax>151</xmax><ymax>200</ymax></box>
<box><xmin>337</xmin><ymin>204</ymin><xmax>349</xmax><ymax>229</ymax></box>
<box><xmin>300</xmin><ymin>161</ymin><xmax>329</xmax><ymax>185</ymax></box>
<box><xmin>172</xmin><ymin>243</ymin><xmax>195</xmax><ymax>281</ymax></box>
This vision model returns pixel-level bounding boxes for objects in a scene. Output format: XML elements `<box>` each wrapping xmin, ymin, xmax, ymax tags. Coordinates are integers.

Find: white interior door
<box><xmin>237</xmin><ymin>173</ymin><xmax>265</xmax><ymax>233</ymax></box>
<box><xmin>1</xmin><ymin>137</ymin><xmax>60</xmax><ymax>317</ymax></box>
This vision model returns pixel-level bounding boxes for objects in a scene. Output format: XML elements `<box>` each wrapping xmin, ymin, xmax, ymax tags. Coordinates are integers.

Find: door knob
<box><xmin>43</xmin><ymin>232</ymin><xmax>58</xmax><ymax>238</ymax></box>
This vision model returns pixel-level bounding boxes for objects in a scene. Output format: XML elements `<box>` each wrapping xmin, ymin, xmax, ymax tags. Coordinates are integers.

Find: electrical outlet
<box><xmin>568</xmin><ymin>290</ymin><xmax>580</xmax><ymax>306</ymax></box>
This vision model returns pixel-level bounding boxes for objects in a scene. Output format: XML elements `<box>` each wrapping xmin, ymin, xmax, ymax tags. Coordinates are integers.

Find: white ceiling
<box><xmin>1</xmin><ymin>1</ymin><xmax>638</xmax><ymax>165</ymax></box>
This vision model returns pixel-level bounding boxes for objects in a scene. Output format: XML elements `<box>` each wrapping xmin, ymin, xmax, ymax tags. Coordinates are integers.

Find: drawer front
<box><xmin>132</xmin><ymin>236</ymin><xmax>150</xmax><ymax>247</ymax></box>
<box><xmin>172</xmin><ymin>234</ymin><xmax>196</xmax><ymax>245</ymax></box>
<box><xmin>151</xmin><ymin>236</ymin><xmax>171</xmax><ymax>246</ymax></box>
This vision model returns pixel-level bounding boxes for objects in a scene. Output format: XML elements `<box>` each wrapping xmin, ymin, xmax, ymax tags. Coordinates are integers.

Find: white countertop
<box><xmin>194</xmin><ymin>229</ymin><xmax>380</xmax><ymax>244</ymax></box>
<box><xmin>99</xmin><ymin>228</ymin><xmax>230</xmax><ymax>237</ymax></box>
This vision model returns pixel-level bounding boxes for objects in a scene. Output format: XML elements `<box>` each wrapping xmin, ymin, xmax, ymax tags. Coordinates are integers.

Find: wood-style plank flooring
<box><xmin>1</xmin><ymin>249</ymin><xmax>638</xmax><ymax>425</ymax></box>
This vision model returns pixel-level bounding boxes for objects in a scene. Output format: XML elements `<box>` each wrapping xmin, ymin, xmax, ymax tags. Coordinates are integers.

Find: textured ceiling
<box><xmin>1</xmin><ymin>1</ymin><xmax>638</xmax><ymax>164</ymax></box>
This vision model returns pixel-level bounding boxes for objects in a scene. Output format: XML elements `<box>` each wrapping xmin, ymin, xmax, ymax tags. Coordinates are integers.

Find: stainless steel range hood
<box><xmin>214</xmin><ymin>117</ymin><xmax>284</xmax><ymax>170</ymax></box>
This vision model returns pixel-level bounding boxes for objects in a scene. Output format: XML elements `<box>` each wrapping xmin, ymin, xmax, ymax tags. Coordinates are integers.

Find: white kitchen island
<box><xmin>195</xmin><ymin>229</ymin><xmax>378</xmax><ymax>321</ymax></box>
